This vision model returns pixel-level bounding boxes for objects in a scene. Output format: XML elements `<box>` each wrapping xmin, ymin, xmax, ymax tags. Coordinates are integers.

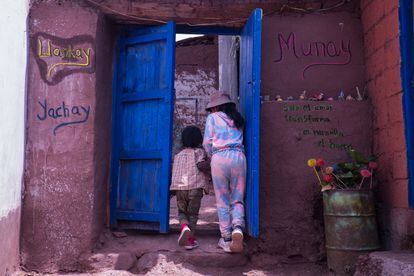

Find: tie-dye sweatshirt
<box><xmin>203</xmin><ymin>111</ymin><xmax>244</xmax><ymax>156</ymax></box>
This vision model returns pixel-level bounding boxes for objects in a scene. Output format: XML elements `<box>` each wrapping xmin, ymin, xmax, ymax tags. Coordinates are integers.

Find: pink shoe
<box><xmin>184</xmin><ymin>236</ymin><xmax>199</xmax><ymax>250</ymax></box>
<box><xmin>178</xmin><ymin>224</ymin><xmax>191</xmax><ymax>246</ymax></box>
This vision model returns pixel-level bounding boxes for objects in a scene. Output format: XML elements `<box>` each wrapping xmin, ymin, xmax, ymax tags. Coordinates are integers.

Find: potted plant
<box><xmin>307</xmin><ymin>149</ymin><xmax>380</xmax><ymax>275</ymax></box>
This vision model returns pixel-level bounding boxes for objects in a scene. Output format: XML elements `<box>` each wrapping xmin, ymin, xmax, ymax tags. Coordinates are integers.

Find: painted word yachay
<box><xmin>37</xmin><ymin>99</ymin><xmax>90</xmax><ymax>135</ymax></box>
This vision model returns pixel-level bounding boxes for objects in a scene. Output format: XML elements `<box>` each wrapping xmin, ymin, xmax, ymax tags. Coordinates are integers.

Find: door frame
<box><xmin>110</xmin><ymin>13</ymin><xmax>262</xmax><ymax>234</ymax></box>
<box><xmin>399</xmin><ymin>0</ymin><xmax>414</xmax><ymax>208</ymax></box>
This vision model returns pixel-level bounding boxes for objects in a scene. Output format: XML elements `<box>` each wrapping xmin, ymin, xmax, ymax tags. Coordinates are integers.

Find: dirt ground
<box><xmin>15</xmin><ymin>195</ymin><xmax>329</xmax><ymax>275</ymax></box>
<box><xmin>14</xmin><ymin>229</ymin><xmax>329</xmax><ymax>276</ymax></box>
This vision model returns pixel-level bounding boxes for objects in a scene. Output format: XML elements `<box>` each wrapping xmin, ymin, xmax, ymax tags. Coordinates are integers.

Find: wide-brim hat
<box><xmin>206</xmin><ymin>91</ymin><xmax>235</xmax><ymax>111</ymax></box>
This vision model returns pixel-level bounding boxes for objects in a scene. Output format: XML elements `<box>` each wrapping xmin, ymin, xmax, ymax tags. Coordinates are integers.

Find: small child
<box><xmin>170</xmin><ymin>126</ymin><xmax>210</xmax><ymax>250</ymax></box>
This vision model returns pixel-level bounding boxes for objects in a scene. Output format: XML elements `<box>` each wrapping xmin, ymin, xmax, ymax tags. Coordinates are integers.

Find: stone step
<box><xmin>355</xmin><ymin>251</ymin><xmax>414</xmax><ymax>275</ymax></box>
<box><xmin>87</xmin><ymin>231</ymin><xmax>249</xmax><ymax>273</ymax></box>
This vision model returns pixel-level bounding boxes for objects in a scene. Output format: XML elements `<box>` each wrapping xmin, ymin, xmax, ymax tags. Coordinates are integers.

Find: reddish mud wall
<box><xmin>0</xmin><ymin>208</ymin><xmax>21</xmax><ymax>274</ymax></box>
<box><xmin>262</xmin><ymin>11</ymin><xmax>365</xmax><ymax>100</ymax></box>
<box><xmin>258</xmin><ymin>102</ymin><xmax>372</xmax><ymax>260</ymax></box>
<box><xmin>360</xmin><ymin>0</ymin><xmax>413</xmax><ymax>250</ymax></box>
<box><xmin>173</xmin><ymin>36</ymin><xmax>218</xmax><ymax>154</ymax></box>
<box><xmin>255</xmin><ymin>7</ymin><xmax>372</xmax><ymax>260</ymax></box>
<box><xmin>22</xmin><ymin>1</ymin><xmax>114</xmax><ymax>271</ymax></box>
<box><xmin>21</xmin><ymin>0</ymin><xmax>373</xmax><ymax>270</ymax></box>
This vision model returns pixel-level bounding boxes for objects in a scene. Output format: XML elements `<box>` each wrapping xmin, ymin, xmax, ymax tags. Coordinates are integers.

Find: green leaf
<box><xmin>348</xmin><ymin>149</ymin><xmax>368</xmax><ymax>164</ymax></box>
<box><xmin>339</xmin><ymin>171</ymin><xmax>354</xmax><ymax>178</ymax></box>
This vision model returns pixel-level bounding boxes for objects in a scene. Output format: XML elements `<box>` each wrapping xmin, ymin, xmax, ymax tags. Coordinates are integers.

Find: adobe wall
<box><xmin>360</xmin><ymin>0</ymin><xmax>413</xmax><ymax>250</ymax></box>
<box><xmin>0</xmin><ymin>0</ymin><xmax>28</xmax><ymax>274</ymax></box>
<box><xmin>173</xmin><ymin>36</ymin><xmax>218</xmax><ymax>154</ymax></box>
<box><xmin>255</xmin><ymin>6</ymin><xmax>372</xmax><ymax>260</ymax></box>
<box><xmin>22</xmin><ymin>1</ymin><xmax>114</xmax><ymax>271</ymax></box>
<box><xmin>21</xmin><ymin>0</ymin><xmax>379</xmax><ymax>270</ymax></box>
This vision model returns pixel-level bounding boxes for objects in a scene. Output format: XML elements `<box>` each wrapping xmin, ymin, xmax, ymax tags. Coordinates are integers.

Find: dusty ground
<box><xmin>15</xmin><ymin>230</ymin><xmax>329</xmax><ymax>276</ymax></box>
<box><xmin>15</xmin><ymin>195</ymin><xmax>329</xmax><ymax>275</ymax></box>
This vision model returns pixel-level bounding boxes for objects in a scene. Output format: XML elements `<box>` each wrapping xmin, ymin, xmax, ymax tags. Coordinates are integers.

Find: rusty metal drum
<box><xmin>323</xmin><ymin>190</ymin><xmax>380</xmax><ymax>275</ymax></box>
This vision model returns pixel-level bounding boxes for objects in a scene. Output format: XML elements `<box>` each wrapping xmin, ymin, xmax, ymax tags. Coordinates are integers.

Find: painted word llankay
<box><xmin>37</xmin><ymin>38</ymin><xmax>92</xmax><ymax>77</ymax></box>
<box><xmin>37</xmin><ymin>99</ymin><xmax>90</xmax><ymax>135</ymax></box>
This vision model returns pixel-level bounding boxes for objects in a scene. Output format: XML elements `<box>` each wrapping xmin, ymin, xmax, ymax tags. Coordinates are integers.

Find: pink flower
<box><xmin>316</xmin><ymin>158</ymin><xmax>325</xmax><ymax>167</ymax></box>
<box><xmin>368</xmin><ymin>161</ymin><xmax>378</xmax><ymax>169</ymax></box>
<box><xmin>323</xmin><ymin>174</ymin><xmax>334</xmax><ymax>183</ymax></box>
<box><xmin>321</xmin><ymin>185</ymin><xmax>333</xmax><ymax>192</ymax></box>
<box><xmin>360</xmin><ymin>169</ymin><xmax>372</xmax><ymax>178</ymax></box>
<box><xmin>325</xmin><ymin>167</ymin><xmax>334</xmax><ymax>174</ymax></box>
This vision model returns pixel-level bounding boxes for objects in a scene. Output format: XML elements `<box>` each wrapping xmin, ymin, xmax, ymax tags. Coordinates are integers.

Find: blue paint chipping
<box><xmin>399</xmin><ymin>0</ymin><xmax>414</xmax><ymax>207</ymax></box>
<box><xmin>239</xmin><ymin>9</ymin><xmax>262</xmax><ymax>237</ymax></box>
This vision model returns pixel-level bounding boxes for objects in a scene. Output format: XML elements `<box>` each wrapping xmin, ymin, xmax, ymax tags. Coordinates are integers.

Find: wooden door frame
<box><xmin>109</xmin><ymin>21</ymin><xmax>262</xmax><ymax>234</ymax></box>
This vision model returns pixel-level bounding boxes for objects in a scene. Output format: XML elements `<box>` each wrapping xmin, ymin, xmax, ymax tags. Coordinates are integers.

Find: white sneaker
<box><xmin>217</xmin><ymin>238</ymin><xmax>231</xmax><ymax>253</ymax></box>
<box><xmin>230</xmin><ymin>228</ymin><xmax>244</xmax><ymax>253</ymax></box>
<box><xmin>178</xmin><ymin>225</ymin><xmax>191</xmax><ymax>246</ymax></box>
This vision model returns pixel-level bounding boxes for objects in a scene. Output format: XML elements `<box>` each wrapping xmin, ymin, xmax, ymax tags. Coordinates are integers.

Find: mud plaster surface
<box><xmin>22</xmin><ymin>1</ymin><xmax>105</xmax><ymax>272</ymax></box>
<box><xmin>15</xmin><ymin>230</ymin><xmax>329</xmax><ymax>275</ymax></box>
<box><xmin>257</xmin><ymin>101</ymin><xmax>372</xmax><ymax>260</ymax></box>
<box><xmin>0</xmin><ymin>207</ymin><xmax>20</xmax><ymax>275</ymax></box>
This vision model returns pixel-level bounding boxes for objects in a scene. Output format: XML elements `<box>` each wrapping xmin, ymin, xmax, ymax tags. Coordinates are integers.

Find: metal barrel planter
<box><xmin>323</xmin><ymin>189</ymin><xmax>380</xmax><ymax>275</ymax></box>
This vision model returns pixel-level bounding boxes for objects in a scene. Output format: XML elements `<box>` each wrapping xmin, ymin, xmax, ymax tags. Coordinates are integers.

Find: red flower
<box><xmin>316</xmin><ymin>158</ymin><xmax>325</xmax><ymax>167</ymax></box>
<box><xmin>323</xmin><ymin>174</ymin><xmax>334</xmax><ymax>183</ymax></box>
<box><xmin>360</xmin><ymin>169</ymin><xmax>372</xmax><ymax>178</ymax></box>
<box><xmin>368</xmin><ymin>161</ymin><xmax>378</xmax><ymax>169</ymax></box>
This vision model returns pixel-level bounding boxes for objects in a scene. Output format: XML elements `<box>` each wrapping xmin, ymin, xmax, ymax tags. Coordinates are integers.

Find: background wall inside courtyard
<box><xmin>0</xmin><ymin>0</ymin><xmax>28</xmax><ymax>274</ymax></box>
<box><xmin>173</xmin><ymin>36</ymin><xmax>218</xmax><ymax>154</ymax></box>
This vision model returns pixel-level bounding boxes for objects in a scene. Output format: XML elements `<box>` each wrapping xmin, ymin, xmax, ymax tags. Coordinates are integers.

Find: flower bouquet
<box><xmin>307</xmin><ymin>148</ymin><xmax>380</xmax><ymax>274</ymax></box>
<box><xmin>307</xmin><ymin>148</ymin><xmax>378</xmax><ymax>192</ymax></box>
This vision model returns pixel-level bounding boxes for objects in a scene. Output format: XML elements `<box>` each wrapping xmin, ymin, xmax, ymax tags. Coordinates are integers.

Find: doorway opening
<box><xmin>110</xmin><ymin>9</ymin><xmax>261</xmax><ymax>237</ymax></box>
<box><xmin>169</xmin><ymin>34</ymin><xmax>240</xmax><ymax>232</ymax></box>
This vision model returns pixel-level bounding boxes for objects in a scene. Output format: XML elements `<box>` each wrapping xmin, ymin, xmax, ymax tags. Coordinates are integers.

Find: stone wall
<box><xmin>0</xmin><ymin>0</ymin><xmax>28</xmax><ymax>274</ymax></box>
<box><xmin>360</xmin><ymin>0</ymin><xmax>413</xmax><ymax>250</ymax></box>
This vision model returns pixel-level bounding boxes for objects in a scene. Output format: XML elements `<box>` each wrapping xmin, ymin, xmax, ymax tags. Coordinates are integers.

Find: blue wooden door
<box><xmin>239</xmin><ymin>9</ymin><xmax>262</xmax><ymax>237</ymax></box>
<box><xmin>110</xmin><ymin>22</ymin><xmax>175</xmax><ymax>233</ymax></box>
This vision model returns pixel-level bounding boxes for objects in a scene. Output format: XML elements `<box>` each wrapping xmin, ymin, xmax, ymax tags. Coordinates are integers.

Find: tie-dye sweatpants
<box><xmin>211</xmin><ymin>149</ymin><xmax>247</xmax><ymax>239</ymax></box>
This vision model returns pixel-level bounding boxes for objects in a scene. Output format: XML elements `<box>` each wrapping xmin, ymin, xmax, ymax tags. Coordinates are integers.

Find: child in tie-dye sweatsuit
<box><xmin>203</xmin><ymin>92</ymin><xmax>246</xmax><ymax>253</ymax></box>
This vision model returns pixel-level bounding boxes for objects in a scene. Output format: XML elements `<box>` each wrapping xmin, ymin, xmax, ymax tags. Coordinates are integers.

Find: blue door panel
<box><xmin>239</xmin><ymin>9</ymin><xmax>262</xmax><ymax>238</ymax></box>
<box><xmin>121</xmin><ymin>101</ymin><xmax>162</xmax><ymax>151</ymax></box>
<box><xmin>125</xmin><ymin>41</ymin><xmax>167</xmax><ymax>93</ymax></box>
<box><xmin>111</xmin><ymin>22</ymin><xmax>175</xmax><ymax>233</ymax></box>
